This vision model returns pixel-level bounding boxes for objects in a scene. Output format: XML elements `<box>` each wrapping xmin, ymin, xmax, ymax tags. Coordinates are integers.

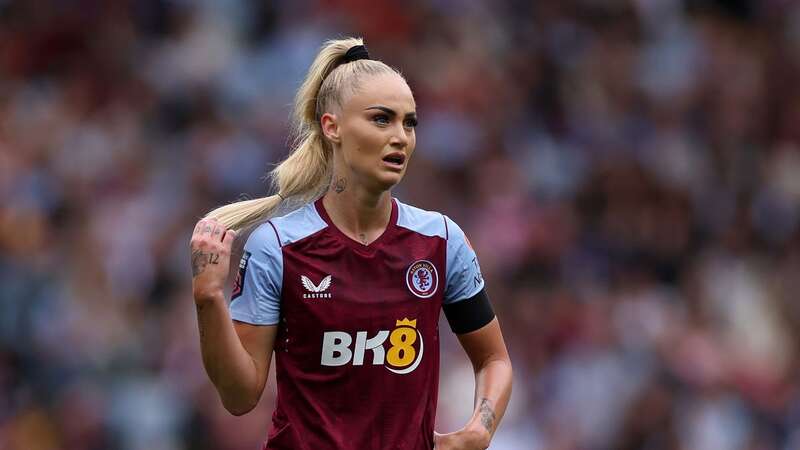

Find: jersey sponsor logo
<box><xmin>231</xmin><ymin>251</ymin><xmax>251</xmax><ymax>299</ymax></box>
<box><xmin>301</xmin><ymin>275</ymin><xmax>332</xmax><ymax>299</ymax></box>
<box><xmin>471</xmin><ymin>256</ymin><xmax>484</xmax><ymax>288</ymax></box>
<box><xmin>320</xmin><ymin>318</ymin><xmax>424</xmax><ymax>374</ymax></box>
<box><xmin>406</xmin><ymin>260</ymin><xmax>438</xmax><ymax>298</ymax></box>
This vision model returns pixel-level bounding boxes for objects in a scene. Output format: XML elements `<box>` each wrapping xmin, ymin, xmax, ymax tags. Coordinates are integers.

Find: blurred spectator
<box><xmin>1</xmin><ymin>0</ymin><xmax>800</xmax><ymax>449</ymax></box>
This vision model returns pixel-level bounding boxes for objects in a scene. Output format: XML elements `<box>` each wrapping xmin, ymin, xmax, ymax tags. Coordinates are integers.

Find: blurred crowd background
<box><xmin>2</xmin><ymin>0</ymin><xmax>800</xmax><ymax>449</ymax></box>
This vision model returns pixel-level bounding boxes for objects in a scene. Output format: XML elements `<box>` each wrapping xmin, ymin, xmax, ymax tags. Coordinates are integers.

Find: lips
<box><xmin>382</xmin><ymin>152</ymin><xmax>406</xmax><ymax>166</ymax></box>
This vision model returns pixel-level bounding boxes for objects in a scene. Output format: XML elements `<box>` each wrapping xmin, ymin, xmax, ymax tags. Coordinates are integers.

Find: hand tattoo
<box><xmin>333</xmin><ymin>176</ymin><xmax>347</xmax><ymax>194</ymax></box>
<box><xmin>191</xmin><ymin>249</ymin><xmax>208</xmax><ymax>276</ymax></box>
<box><xmin>191</xmin><ymin>250</ymin><xmax>220</xmax><ymax>276</ymax></box>
<box><xmin>478</xmin><ymin>398</ymin><xmax>496</xmax><ymax>434</ymax></box>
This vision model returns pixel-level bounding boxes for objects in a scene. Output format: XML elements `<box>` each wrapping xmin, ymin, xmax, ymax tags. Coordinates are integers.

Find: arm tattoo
<box><xmin>191</xmin><ymin>250</ymin><xmax>220</xmax><ymax>276</ymax></box>
<box><xmin>333</xmin><ymin>176</ymin><xmax>347</xmax><ymax>194</ymax></box>
<box><xmin>196</xmin><ymin>303</ymin><xmax>207</xmax><ymax>343</ymax></box>
<box><xmin>478</xmin><ymin>398</ymin><xmax>496</xmax><ymax>434</ymax></box>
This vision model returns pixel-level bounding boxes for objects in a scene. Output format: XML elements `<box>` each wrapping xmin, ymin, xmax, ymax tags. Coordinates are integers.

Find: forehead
<box><xmin>345</xmin><ymin>73</ymin><xmax>416</xmax><ymax>112</ymax></box>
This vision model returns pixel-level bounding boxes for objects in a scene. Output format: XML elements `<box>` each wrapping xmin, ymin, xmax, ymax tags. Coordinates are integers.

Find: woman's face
<box><xmin>322</xmin><ymin>73</ymin><xmax>417</xmax><ymax>193</ymax></box>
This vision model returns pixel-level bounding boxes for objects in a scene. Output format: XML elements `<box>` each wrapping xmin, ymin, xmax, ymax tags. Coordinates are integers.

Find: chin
<box><xmin>374</xmin><ymin>171</ymin><xmax>405</xmax><ymax>191</ymax></box>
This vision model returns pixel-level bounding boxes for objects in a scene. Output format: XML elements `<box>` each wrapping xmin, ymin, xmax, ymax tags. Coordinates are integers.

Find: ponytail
<box><xmin>206</xmin><ymin>37</ymin><xmax>398</xmax><ymax>231</ymax></box>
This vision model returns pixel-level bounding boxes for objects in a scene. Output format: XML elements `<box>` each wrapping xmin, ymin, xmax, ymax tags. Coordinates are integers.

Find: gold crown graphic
<box><xmin>396</xmin><ymin>318</ymin><xmax>417</xmax><ymax>328</ymax></box>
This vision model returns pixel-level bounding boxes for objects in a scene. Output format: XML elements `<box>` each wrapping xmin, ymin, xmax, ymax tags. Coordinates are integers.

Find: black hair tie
<box><xmin>342</xmin><ymin>45</ymin><xmax>371</xmax><ymax>63</ymax></box>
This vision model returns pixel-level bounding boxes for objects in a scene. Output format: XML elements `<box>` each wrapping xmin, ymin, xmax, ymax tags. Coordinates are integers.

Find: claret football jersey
<box><xmin>229</xmin><ymin>197</ymin><xmax>485</xmax><ymax>450</ymax></box>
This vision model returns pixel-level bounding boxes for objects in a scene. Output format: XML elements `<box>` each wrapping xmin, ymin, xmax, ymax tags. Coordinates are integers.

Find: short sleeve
<box><xmin>443</xmin><ymin>216</ymin><xmax>485</xmax><ymax>304</ymax></box>
<box><xmin>229</xmin><ymin>222</ymin><xmax>283</xmax><ymax>325</ymax></box>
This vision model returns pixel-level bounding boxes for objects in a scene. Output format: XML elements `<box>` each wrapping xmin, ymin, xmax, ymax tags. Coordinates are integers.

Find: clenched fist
<box><xmin>190</xmin><ymin>218</ymin><xmax>236</xmax><ymax>303</ymax></box>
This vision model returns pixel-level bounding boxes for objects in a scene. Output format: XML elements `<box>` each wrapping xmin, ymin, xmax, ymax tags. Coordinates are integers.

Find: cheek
<box><xmin>405</xmin><ymin>134</ymin><xmax>416</xmax><ymax>157</ymax></box>
<box><xmin>350</xmin><ymin>127</ymin><xmax>385</xmax><ymax>155</ymax></box>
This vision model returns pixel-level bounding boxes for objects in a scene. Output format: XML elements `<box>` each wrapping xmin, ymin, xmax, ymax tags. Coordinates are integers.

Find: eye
<box><xmin>404</xmin><ymin>118</ymin><xmax>418</xmax><ymax>129</ymax></box>
<box><xmin>373</xmin><ymin>114</ymin><xmax>390</xmax><ymax>125</ymax></box>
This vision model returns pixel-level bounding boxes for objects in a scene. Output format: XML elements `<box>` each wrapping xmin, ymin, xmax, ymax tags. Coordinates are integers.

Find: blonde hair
<box><xmin>205</xmin><ymin>37</ymin><xmax>401</xmax><ymax>231</ymax></box>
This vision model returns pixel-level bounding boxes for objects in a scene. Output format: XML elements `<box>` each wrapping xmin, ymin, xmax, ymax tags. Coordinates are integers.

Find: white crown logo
<box><xmin>301</xmin><ymin>275</ymin><xmax>332</xmax><ymax>293</ymax></box>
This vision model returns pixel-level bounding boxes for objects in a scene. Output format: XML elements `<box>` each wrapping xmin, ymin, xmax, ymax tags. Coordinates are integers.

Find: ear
<box><xmin>320</xmin><ymin>112</ymin><xmax>341</xmax><ymax>145</ymax></box>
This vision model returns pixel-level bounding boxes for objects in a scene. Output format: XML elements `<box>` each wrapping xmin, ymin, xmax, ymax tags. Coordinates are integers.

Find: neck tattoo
<box><xmin>333</xmin><ymin>176</ymin><xmax>347</xmax><ymax>194</ymax></box>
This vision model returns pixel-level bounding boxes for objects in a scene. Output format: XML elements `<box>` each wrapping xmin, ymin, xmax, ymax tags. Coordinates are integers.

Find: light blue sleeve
<box><xmin>229</xmin><ymin>222</ymin><xmax>282</xmax><ymax>325</ymax></box>
<box><xmin>443</xmin><ymin>216</ymin><xmax>485</xmax><ymax>305</ymax></box>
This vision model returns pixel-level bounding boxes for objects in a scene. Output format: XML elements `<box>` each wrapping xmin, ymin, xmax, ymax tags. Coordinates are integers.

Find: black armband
<box><xmin>443</xmin><ymin>289</ymin><xmax>495</xmax><ymax>334</ymax></box>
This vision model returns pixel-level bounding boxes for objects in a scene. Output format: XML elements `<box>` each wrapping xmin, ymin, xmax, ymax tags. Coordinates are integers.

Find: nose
<box><xmin>389</xmin><ymin>123</ymin><xmax>409</xmax><ymax>149</ymax></box>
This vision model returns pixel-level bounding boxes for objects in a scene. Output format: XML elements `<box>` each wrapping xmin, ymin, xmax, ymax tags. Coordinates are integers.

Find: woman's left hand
<box><xmin>433</xmin><ymin>427</ymin><xmax>490</xmax><ymax>450</ymax></box>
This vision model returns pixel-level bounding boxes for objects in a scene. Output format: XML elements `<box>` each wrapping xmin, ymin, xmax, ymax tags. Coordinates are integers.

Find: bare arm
<box><xmin>457</xmin><ymin>318</ymin><xmax>513</xmax><ymax>443</ymax></box>
<box><xmin>435</xmin><ymin>317</ymin><xmax>513</xmax><ymax>449</ymax></box>
<box><xmin>196</xmin><ymin>295</ymin><xmax>276</xmax><ymax>415</ymax></box>
<box><xmin>191</xmin><ymin>218</ymin><xmax>276</xmax><ymax>415</ymax></box>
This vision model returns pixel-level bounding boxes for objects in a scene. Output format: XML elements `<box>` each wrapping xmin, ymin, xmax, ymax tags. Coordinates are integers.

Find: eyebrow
<box><xmin>364</xmin><ymin>105</ymin><xmax>417</xmax><ymax>118</ymax></box>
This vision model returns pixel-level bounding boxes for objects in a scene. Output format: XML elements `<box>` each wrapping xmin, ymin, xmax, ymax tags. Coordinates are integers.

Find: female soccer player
<box><xmin>189</xmin><ymin>37</ymin><xmax>512</xmax><ymax>450</ymax></box>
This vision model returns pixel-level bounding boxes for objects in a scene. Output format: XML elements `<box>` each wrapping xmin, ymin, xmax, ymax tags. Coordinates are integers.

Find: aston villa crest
<box><xmin>406</xmin><ymin>260</ymin><xmax>438</xmax><ymax>299</ymax></box>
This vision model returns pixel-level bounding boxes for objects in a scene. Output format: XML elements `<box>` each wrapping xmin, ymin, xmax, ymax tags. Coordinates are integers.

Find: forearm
<box><xmin>466</xmin><ymin>357</ymin><xmax>513</xmax><ymax>442</ymax></box>
<box><xmin>196</xmin><ymin>293</ymin><xmax>261</xmax><ymax>414</ymax></box>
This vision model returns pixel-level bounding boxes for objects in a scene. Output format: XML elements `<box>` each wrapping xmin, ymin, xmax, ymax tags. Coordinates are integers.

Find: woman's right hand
<box><xmin>190</xmin><ymin>218</ymin><xmax>237</xmax><ymax>303</ymax></box>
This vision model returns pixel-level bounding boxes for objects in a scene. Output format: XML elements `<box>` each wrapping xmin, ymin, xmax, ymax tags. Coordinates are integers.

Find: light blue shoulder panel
<box><xmin>442</xmin><ymin>216</ymin><xmax>485</xmax><ymax>304</ymax></box>
<box><xmin>229</xmin><ymin>203</ymin><xmax>328</xmax><ymax>325</ymax></box>
<box><xmin>396</xmin><ymin>200</ymin><xmax>447</xmax><ymax>238</ymax></box>
<box><xmin>270</xmin><ymin>202</ymin><xmax>329</xmax><ymax>246</ymax></box>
